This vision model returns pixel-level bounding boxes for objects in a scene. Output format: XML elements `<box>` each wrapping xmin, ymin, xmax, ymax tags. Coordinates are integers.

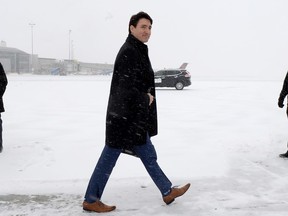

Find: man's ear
<box><xmin>130</xmin><ymin>25</ymin><xmax>134</xmax><ymax>33</ymax></box>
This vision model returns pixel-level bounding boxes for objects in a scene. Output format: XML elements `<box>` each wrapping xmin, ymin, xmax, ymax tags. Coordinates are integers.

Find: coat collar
<box><xmin>126</xmin><ymin>34</ymin><xmax>148</xmax><ymax>53</ymax></box>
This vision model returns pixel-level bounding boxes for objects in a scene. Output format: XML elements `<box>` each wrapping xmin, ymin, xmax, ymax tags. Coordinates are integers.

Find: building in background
<box><xmin>0</xmin><ymin>45</ymin><xmax>30</xmax><ymax>73</ymax></box>
<box><xmin>0</xmin><ymin>44</ymin><xmax>113</xmax><ymax>75</ymax></box>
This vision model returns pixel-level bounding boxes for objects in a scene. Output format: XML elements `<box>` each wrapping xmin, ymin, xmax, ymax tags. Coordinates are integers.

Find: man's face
<box><xmin>130</xmin><ymin>18</ymin><xmax>152</xmax><ymax>43</ymax></box>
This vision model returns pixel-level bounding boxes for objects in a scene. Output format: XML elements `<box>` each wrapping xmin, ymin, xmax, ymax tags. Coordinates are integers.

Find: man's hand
<box><xmin>147</xmin><ymin>93</ymin><xmax>154</xmax><ymax>106</ymax></box>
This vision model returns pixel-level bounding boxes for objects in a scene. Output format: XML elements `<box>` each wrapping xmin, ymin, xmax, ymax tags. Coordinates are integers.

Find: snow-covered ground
<box><xmin>0</xmin><ymin>74</ymin><xmax>287</xmax><ymax>216</ymax></box>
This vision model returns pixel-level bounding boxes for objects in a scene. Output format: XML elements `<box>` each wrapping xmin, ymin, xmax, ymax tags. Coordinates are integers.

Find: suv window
<box><xmin>166</xmin><ymin>70</ymin><xmax>180</xmax><ymax>76</ymax></box>
<box><xmin>155</xmin><ymin>70</ymin><xmax>180</xmax><ymax>76</ymax></box>
<box><xmin>154</xmin><ymin>70</ymin><xmax>164</xmax><ymax>76</ymax></box>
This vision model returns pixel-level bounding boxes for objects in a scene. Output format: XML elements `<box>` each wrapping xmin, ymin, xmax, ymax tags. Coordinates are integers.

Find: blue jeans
<box><xmin>84</xmin><ymin>135</ymin><xmax>172</xmax><ymax>203</ymax></box>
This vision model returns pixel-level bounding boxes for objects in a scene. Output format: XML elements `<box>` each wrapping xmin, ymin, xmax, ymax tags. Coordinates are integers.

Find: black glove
<box><xmin>278</xmin><ymin>100</ymin><xmax>284</xmax><ymax>108</ymax></box>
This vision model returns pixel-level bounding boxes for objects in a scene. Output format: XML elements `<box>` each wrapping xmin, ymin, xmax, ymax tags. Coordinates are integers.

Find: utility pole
<box><xmin>29</xmin><ymin>23</ymin><xmax>35</xmax><ymax>73</ymax></box>
<box><xmin>69</xmin><ymin>29</ymin><xmax>72</xmax><ymax>61</ymax></box>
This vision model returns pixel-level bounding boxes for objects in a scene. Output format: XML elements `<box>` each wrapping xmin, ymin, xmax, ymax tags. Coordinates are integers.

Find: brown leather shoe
<box><xmin>82</xmin><ymin>200</ymin><xmax>116</xmax><ymax>213</ymax></box>
<box><xmin>163</xmin><ymin>183</ymin><xmax>191</xmax><ymax>205</ymax></box>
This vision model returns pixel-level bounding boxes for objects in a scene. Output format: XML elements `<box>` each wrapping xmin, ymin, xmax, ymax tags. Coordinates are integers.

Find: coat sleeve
<box><xmin>279</xmin><ymin>72</ymin><xmax>288</xmax><ymax>104</ymax></box>
<box><xmin>114</xmin><ymin>48</ymin><xmax>149</xmax><ymax>109</ymax></box>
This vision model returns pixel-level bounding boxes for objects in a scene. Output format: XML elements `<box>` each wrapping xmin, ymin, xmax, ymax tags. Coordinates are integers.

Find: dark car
<box><xmin>154</xmin><ymin>69</ymin><xmax>191</xmax><ymax>90</ymax></box>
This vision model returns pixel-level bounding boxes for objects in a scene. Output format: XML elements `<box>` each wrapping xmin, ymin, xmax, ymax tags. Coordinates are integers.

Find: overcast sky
<box><xmin>1</xmin><ymin>0</ymin><xmax>288</xmax><ymax>78</ymax></box>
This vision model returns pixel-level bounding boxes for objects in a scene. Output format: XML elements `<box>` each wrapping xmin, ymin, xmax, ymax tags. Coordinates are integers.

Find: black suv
<box><xmin>154</xmin><ymin>69</ymin><xmax>191</xmax><ymax>90</ymax></box>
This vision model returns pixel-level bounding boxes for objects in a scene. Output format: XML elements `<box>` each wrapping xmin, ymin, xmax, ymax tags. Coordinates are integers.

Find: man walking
<box><xmin>83</xmin><ymin>12</ymin><xmax>190</xmax><ymax>213</ymax></box>
<box><xmin>278</xmin><ymin>71</ymin><xmax>288</xmax><ymax>158</ymax></box>
<box><xmin>0</xmin><ymin>63</ymin><xmax>8</xmax><ymax>153</ymax></box>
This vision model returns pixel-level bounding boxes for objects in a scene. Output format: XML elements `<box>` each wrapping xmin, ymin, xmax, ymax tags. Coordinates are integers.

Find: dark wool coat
<box><xmin>0</xmin><ymin>63</ymin><xmax>8</xmax><ymax>113</ymax></box>
<box><xmin>279</xmin><ymin>72</ymin><xmax>288</xmax><ymax>104</ymax></box>
<box><xmin>105</xmin><ymin>34</ymin><xmax>157</xmax><ymax>153</ymax></box>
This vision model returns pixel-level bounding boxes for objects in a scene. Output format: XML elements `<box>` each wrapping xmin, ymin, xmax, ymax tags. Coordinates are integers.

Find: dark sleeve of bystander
<box><xmin>278</xmin><ymin>72</ymin><xmax>288</xmax><ymax>108</ymax></box>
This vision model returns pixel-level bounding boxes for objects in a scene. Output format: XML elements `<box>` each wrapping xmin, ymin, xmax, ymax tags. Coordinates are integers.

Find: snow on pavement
<box><xmin>0</xmin><ymin>75</ymin><xmax>287</xmax><ymax>215</ymax></box>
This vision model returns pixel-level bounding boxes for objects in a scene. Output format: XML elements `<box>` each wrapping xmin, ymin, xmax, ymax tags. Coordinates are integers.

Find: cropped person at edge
<box><xmin>0</xmin><ymin>63</ymin><xmax>8</xmax><ymax>153</ymax></box>
<box><xmin>278</xmin><ymin>71</ymin><xmax>288</xmax><ymax>158</ymax></box>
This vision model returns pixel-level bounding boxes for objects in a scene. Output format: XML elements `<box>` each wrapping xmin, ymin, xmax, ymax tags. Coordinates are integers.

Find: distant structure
<box><xmin>0</xmin><ymin>41</ymin><xmax>7</xmax><ymax>47</ymax></box>
<box><xmin>0</xmin><ymin>46</ymin><xmax>30</xmax><ymax>73</ymax></box>
<box><xmin>0</xmin><ymin>45</ymin><xmax>113</xmax><ymax>75</ymax></box>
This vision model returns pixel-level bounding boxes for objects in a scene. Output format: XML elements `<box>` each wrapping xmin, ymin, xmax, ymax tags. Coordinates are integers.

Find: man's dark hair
<box><xmin>129</xmin><ymin>11</ymin><xmax>153</xmax><ymax>34</ymax></box>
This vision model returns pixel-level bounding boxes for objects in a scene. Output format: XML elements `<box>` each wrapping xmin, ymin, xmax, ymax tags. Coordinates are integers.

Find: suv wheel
<box><xmin>175</xmin><ymin>82</ymin><xmax>184</xmax><ymax>90</ymax></box>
